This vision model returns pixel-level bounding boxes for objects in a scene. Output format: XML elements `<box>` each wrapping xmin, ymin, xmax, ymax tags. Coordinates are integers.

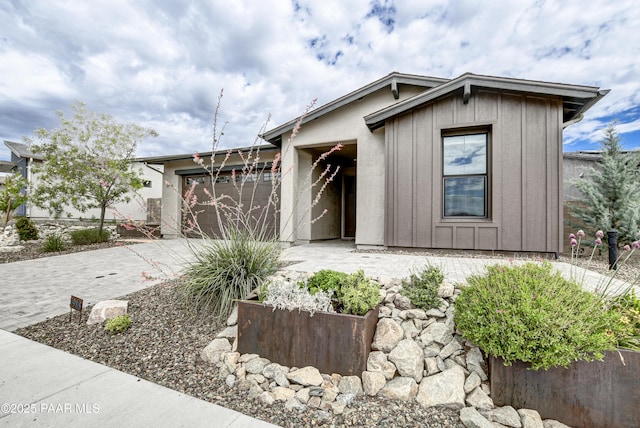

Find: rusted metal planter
<box><xmin>237</xmin><ymin>300</ymin><xmax>379</xmax><ymax>376</ymax></box>
<box><xmin>489</xmin><ymin>349</ymin><xmax>640</xmax><ymax>428</ymax></box>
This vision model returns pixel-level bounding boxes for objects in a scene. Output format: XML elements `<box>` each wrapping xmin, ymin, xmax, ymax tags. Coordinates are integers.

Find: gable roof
<box><xmin>4</xmin><ymin>140</ymin><xmax>44</xmax><ymax>160</ymax></box>
<box><xmin>261</xmin><ymin>72</ymin><xmax>448</xmax><ymax>144</ymax></box>
<box><xmin>364</xmin><ymin>73</ymin><xmax>609</xmax><ymax>130</ymax></box>
<box><xmin>140</xmin><ymin>143</ymin><xmax>280</xmax><ymax>165</ymax></box>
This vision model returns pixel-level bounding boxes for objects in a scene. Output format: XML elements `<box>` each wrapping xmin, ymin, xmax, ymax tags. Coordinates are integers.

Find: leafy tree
<box><xmin>570</xmin><ymin>123</ymin><xmax>640</xmax><ymax>244</ymax></box>
<box><xmin>26</xmin><ymin>101</ymin><xmax>157</xmax><ymax>234</ymax></box>
<box><xmin>0</xmin><ymin>171</ymin><xmax>28</xmax><ymax>225</ymax></box>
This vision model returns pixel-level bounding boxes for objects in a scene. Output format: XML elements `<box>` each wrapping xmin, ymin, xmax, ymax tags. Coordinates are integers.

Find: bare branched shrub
<box><xmin>169</xmin><ymin>91</ymin><xmax>343</xmax><ymax>322</ymax></box>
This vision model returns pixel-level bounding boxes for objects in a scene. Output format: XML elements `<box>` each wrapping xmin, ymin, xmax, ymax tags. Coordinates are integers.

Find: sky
<box><xmin>2</xmin><ymin>0</ymin><xmax>640</xmax><ymax>164</ymax></box>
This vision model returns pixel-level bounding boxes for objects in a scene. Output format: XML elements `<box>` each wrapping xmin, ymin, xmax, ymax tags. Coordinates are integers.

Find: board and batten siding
<box><xmin>385</xmin><ymin>89</ymin><xmax>563</xmax><ymax>253</ymax></box>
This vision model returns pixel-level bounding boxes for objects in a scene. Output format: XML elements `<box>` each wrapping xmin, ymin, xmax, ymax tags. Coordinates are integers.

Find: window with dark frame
<box><xmin>442</xmin><ymin>132</ymin><xmax>488</xmax><ymax>218</ymax></box>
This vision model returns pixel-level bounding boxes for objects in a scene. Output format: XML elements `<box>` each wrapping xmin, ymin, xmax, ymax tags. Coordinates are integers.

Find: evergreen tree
<box><xmin>570</xmin><ymin>123</ymin><xmax>640</xmax><ymax>244</ymax></box>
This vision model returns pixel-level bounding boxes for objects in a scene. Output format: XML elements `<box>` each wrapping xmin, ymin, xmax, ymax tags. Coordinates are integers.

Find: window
<box><xmin>442</xmin><ymin>132</ymin><xmax>488</xmax><ymax>218</ymax></box>
<box><xmin>186</xmin><ymin>176</ymin><xmax>205</xmax><ymax>185</ymax></box>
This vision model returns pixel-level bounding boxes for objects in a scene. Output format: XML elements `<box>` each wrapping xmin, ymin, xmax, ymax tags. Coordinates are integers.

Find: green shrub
<box><xmin>15</xmin><ymin>216</ymin><xmax>38</xmax><ymax>241</ymax></box>
<box><xmin>306</xmin><ymin>269</ymin><xmax>348</xmax><ymax>296</ymax></box>
<box><xmin>41</xmin><ymin>232</ymin><xmax>66</xmax><ymax>252</ymax></box>
<box><xmin>454</xmin><ymin>262</ymin><xmax>619</xmax><ymax>370</ymax></box>
<box><xmin>402</xmin><ymin>265</ymin><xmax>444</xmax><ymax>310</ymax></box>
<box><xmin>70</xmin><ymin>228</ymin><xmax>110</xmax><ymax>245</ymax></box>
<box><xmin>340</xmin><ymin>270</ymin><xmax>381</xmax><ymax>316</ymax></box>
<box><xmin>105</xmin><ymin>314</ymin><xmax>131</xmax><ymax>334</ymax></box>
<box><xmin>610</xmin><ymin>290</ymin><xmax>640</xmax><ymax>351</ymax></box>
<box><xmin>179</xmin><ymin>227</ymin><xmax>281</xmax><ymax>323</ymax></box>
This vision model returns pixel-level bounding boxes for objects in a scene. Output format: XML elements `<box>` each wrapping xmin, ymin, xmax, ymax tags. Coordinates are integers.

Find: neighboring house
<box><xmin>563</xmin><ymin>150</ymin><xmax>640</xmax><ymax>201</ymax></box>
<box><xmin>1</xmin><ymin>140</ymin><xmax>164</xmax><ymax>223</ymax></box>
<box><xmin>259</xmin><ymin>72</ymin><xmax>608</xmax><ymax>254</ymax></box>
<box><xmin>146</xmin><ymin>146</ymin><xmax>280</xmax><ymax>238</ymax></box>
<box><xmin>562</xmin><ymin>150</ymin><xmax>640</xmax><ymax>249</ymax></box>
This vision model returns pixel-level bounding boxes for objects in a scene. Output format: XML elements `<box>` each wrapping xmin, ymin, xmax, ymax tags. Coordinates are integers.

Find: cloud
<box><xmin>1</xmin><ymin>0</ymin><xmax>639</xmax><ymax>164</ymax></box>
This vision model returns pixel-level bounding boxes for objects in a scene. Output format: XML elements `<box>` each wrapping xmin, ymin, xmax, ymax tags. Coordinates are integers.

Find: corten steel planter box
<box><xmin>237</xmin><ymin>300</ymin><xmax>379</xmax><ymax>376</ymax></box>
<box><xmin>489</xmin><ymin>350</ymin><xmax>640</xmax><ymax>428</ymax></box>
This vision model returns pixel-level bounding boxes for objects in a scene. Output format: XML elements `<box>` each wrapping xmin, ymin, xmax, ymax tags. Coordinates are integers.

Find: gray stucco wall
<box><xmin>385</xmin><ymin>89</ymin><xmax>564</xmax><ymax>253</ymax></box>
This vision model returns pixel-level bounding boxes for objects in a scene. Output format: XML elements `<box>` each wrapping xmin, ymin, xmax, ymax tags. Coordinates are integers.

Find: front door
<box><xmin>343</xmin><ymin>175</ymin><xmax>356</xmax><ymax>239</ymax></box>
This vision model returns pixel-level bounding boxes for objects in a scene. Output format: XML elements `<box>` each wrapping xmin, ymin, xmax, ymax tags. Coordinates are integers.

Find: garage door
<box><xmin>182</xmin><ymin>172</ymin><xmax>279</xmax><ymax>239</ymax></box>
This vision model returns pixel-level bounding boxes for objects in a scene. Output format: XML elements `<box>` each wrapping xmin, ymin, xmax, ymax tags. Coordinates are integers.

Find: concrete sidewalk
<box><xmin>1</xmin><ymin>239</ymin><xmax>278</xmax><ymax>428</ymax></box>
<box><xmin>0</xmin><ymin>329</ymin><xmax>278</xmax><ymax>428</ymax></box>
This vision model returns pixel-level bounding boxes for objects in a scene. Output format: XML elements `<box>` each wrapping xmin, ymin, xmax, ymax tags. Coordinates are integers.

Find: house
<box><xmin>1</xmin><ymin>140</ymin><xmax>164</xmax><ymax>223</ymax></box>
<box><xmin>260</xmin><ymin>72</ymin><xmax>608</xmax><ymax>254</ymax></box>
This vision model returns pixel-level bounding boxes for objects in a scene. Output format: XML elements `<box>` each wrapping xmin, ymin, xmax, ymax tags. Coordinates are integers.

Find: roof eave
<box><xmin>364</xmin><ymin>74</ymin><xmax>608</xmax><ymax>131</ymax></box>
<box><xmin>260</xmin><ymin>72</ymin><xmax>449</xmax><ymax>143</ymax></box>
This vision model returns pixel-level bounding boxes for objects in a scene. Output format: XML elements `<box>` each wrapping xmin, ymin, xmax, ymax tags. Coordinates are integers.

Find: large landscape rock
<box><xmin>377</xmin><ymin>376</ymin><xmax>418</xmax><ymax>401</ymax></box>
<box><xmin>415</xmin><ymin>365</ymin><xmax>466</xmax><ymax>410</ymax></box>
<box><xmin>338</xmin><ymin>376</ymin><xmax>363</xmax><ymax>395</ymax></box>
<box><xmin>388</xmin><ymin>339</ymin><xmax>424</xmax><ymax>382</ymax></box>
<box><xmin>371</xmin><ymin>318</ymin><xmax>404</xmax><ymax>352</ymax></box>
<box><xmin>490</xmin><ymin>406</ymin><xmax>522</xmax><ymax>427</ymax></box>
<box><xmin>286</xmin><ymin>366</ymin><xmax>323</xmax><ymax>386</ymax></box>
<box><xmin>361</xmin><ymin>371</ymin><xmax>386</xmax><ymax>396</ymax></box>
<box><xmin>366</xmin><ymin>351</ymin><xmax>396</xmax><ymax>379</ymax></box>
<box><xmin>517</xmin><ymin>409</ymin><xmax>544</xmax><ymax>428</ymax></box>
<box><xmin>459</xmin><ymin>407</ymin><xmax>493</xmax><ymax>428</ymax></box>
<box><xmin>86</xmin><ymin>300</ymin><xmax>128</xmax><ymax>325</ymax></box>
<box><xmin>465</xmin><ymin>386</ymin><xmax>494</xmax><ymax>410</ymax></box>
<box><xmin>419</xmin><ymin>321</ymin><xmax>453</xmax><ymax>346</ymax></box>
<box><xmin>201</xmin><ymin>338</ymin><xmax>232</xmax><ymax>364</ymax></box>
<box><xmin>198</xmin><ymin>276</ymin><xmax>560</xmax><ymax>426</ymax></box>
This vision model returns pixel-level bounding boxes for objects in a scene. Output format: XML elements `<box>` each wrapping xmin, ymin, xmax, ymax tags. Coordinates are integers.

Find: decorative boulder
<box><xmin>87</xmin><ymin>300</ymin><xmax>128</xmax><ymax>325</ymax></box>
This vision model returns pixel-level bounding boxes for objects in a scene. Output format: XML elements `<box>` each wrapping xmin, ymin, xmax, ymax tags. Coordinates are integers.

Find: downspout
<box><xmin>562</xmin><ymin>113</ymin><xmax>584</xmax><ymax>129</ymax></box>
<box><xmin>26</xmin><ymin>158</ymin><xmax>33</xmax><ymax>218</ymax></box>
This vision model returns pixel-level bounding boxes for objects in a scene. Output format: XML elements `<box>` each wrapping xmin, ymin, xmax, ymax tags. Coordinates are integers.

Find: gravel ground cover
<box><xmin>16</xmin><ymin>280</ymin><xmax>464</xmax><ymax>428</ymax></box>
<box><xmin>0</xmin><ymin>241</ymin><xmax>120</xmax><ymax>264</ymax></box>
<box><xmin>9</xmin><ymin>242</ymin><xmax>640</xmax><ymax>427</ymax></box>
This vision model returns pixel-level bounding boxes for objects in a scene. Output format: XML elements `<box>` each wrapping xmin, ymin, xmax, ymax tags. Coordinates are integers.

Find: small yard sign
<box><xmin>69</xmin><ymin>295</ymin><xmax>83</xmax><ymax>324</ymax></box>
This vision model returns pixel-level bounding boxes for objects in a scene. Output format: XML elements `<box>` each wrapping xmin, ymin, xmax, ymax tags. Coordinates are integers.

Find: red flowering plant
<box><xmin>118</xmin><ymin>91</ymin><xmax>344</xmax><ymax>323</ymax></box>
